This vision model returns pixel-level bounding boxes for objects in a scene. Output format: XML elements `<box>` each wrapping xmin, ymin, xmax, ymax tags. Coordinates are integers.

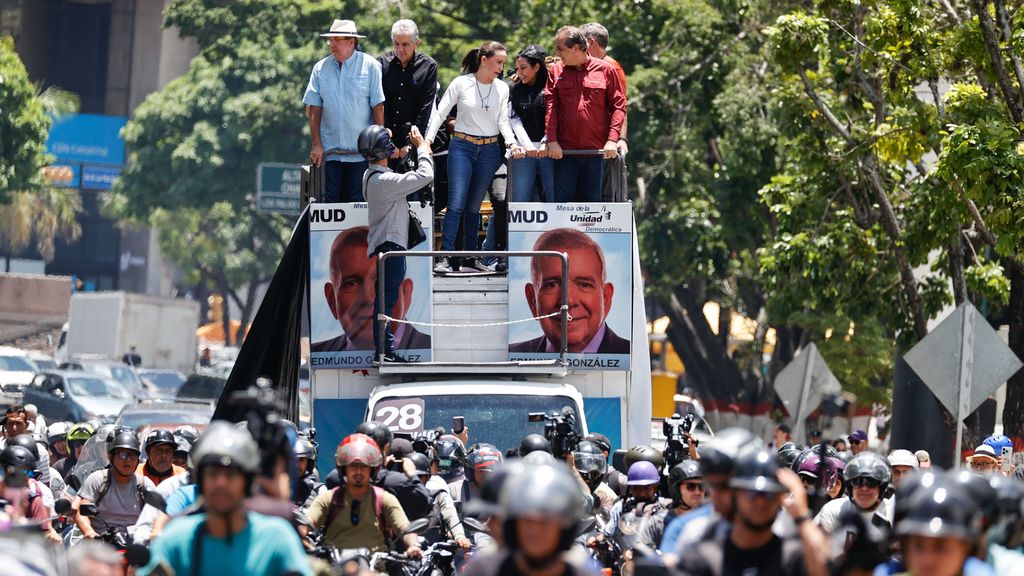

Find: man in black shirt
<box><xmin>378</xmin><ymin>19</ymin><xmax>438</xmax><ymax>164</ymax></box>
<box><xmin>675</xmin><ymin>451</ymin><xmax>828</xmax><ymax>576</ymax></box>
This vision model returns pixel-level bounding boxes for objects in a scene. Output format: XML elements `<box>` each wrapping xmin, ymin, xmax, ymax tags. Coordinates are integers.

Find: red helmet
<box><xmin>336</xmin><ymin>433</ymin><xmax>383</xmax><ymax>468</ymax></box>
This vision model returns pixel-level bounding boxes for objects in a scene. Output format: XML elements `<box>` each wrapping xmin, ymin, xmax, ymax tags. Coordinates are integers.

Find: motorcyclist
<box><xmin>138</xmin><ymin>429</ymin><xmax>186</xmax><ymax>486</ymax></box>
<box><xmin>615</xmin><ymin>444</ymin><xmax>664</xmax><ymax>498</ymax></box>
<box><xmin>304</xmin><ymin>433</ymin><xmax>423</xmax><ymax>556</ymax></box>
<box><xmin>172</xmin><ymin>435</ymin><xmax>191</xmax><ymax>469</ymax></box>
<box><xmin>573</xmin><ymin>440</ymin><xmax>617</xmax><ymax>515</ymax></box>
<box><xmin>7</xmin><ymin>433</ymin><xmax>57</xmax><ymax>511</ymax></box>
<box><xmin>73</xmin><ymin>429</ymin><xmax>157</xmax><ymax>538</ymax></box>
<box><xmin>674</xmin><ymin>450</ymin><xmax>828</xmax><ymax>576</ymax></box>
<box><xmin>638</xmin><ymin>459</ymin><xmax>704</xmax><ymax>549</ymax></box>
<box><xmin>520</xmin><ymin>434</ymin><xmax>552</xmax><ymax>457</ymax></box>
<box><xmin>777</xmin><ymin>441</ymin><xmax>804</xmax><ymax>469</ymax></box>
<box><xmin>293</xmin><ymin>435</ymin><xmax>324</xmax><ymax>512</ymax></box>
<box><xmin>0</xmin><ymin>444</ymin><xmax>60</xmax><ymax>541</ymax></box>
<box><xmin>894</xmin><ymin>477</ymin><xmax>980</xmax><ymax>576</ymax></box>
<box><xmin>46</xmin><ymin>421</ymin><xmax>70</xmax><ymax>461</ymax></box>
<box><xmin>793</xmin><ymin>450</ymin><xmax>841</xmax><ymax>514</ymax></box>
<box><xmin>323</xmin><ymin>421</ymin><xmax>431</xmax><ymax>520</ymax></box>
<box><xmin>462</xmin><ymin>462</ymin><xmax>593</xmax><ymax>576</ymax></box>
<box><xmin>814</xmin><ymin>451</ymin><xmax>893</xmax><ymax>557</ymax></box>
<box><xmin>435</xmin><ymin>434</ymin><xmax>471</xmax><ymax>512</ymax></box>
<box><xmin>53</xmin><ymin>421</ymin><xmax>94</xmax><ymax>480</ymax></box>
<box><xmin>142</xmin><ymin>420</ymin><xmax>313</xmax><ymax>575</ymax></box>
<box><xmin>602</xmin><ymin>460</ymin><xmax>670</xmax><ymax>550</ymax></box>
<box><xmin>410</xmin><ymin>450</ymin><xmax>471</xmax><ymax>548</ymax></box>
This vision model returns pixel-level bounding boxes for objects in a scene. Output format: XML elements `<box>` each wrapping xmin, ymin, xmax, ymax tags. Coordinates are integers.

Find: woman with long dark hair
<box><xmin>507</xmin><ymin>45</ymin><xmax>554</xmax><ymax>202</ymax></box>
<box><xmin>425</xmin><ymin>41</ymin><xmax>524</xmax><ymax>273</ymax></box>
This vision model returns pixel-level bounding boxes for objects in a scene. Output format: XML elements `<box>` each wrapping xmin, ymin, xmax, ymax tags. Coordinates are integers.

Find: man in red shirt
<box><xmin>582</xmin><ymin>22</ymin><xmax>628</xmax><ymax>155</ymax></box>
<box><xmin>544</xmin><ymin>26</ymin><xmax>626</xmax><ymax>203</ymax></box>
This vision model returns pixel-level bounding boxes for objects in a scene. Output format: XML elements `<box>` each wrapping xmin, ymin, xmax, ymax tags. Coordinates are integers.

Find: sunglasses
<box><xmin>849</xmin><ymin>477</ymin><xmax>881</xmax><ymax>488</ymax></box>
<box><xmin>112</xmin><ymin>450</ymin><xmax>139</xmax><ymax>461</ymax></box>
<box><xmin>682</xmin><ymin>482</ymin><xmax>705</xmax><ymax>492</ymax></box>
<box><xmin>351</xmin><ymin>500</ymin><xmax>361</xmax><ymax>526</ymax></box>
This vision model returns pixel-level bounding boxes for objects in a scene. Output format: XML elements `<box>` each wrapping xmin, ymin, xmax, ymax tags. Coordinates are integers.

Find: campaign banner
<box><xmin>507</xmin><ymin>202</ymin><xmax>632</xmax><ymax>370</ymax></box>
<box><xmin>309</xmin><ymin>203</ymin><xmax>433</xmax><ymax>369</ymax></box>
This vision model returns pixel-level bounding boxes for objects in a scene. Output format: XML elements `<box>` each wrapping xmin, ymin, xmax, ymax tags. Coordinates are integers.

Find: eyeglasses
<box><xmin>112</xmin><ymin>450</ymin><xmax>139</xmax><ymax>461</ymax></box>
<box><xmin>849</xmin><ymin>477</ymin><xmax>881</xmax><ymax>488</ymax></box>
<box><xmin>682</xmin><ymin>482</ymin><xmax>705</xmax><ymax>492</ymax></box>
<box><xmin>351</xmin><ymin>500</ymin><xmax>361</xmax><ymax>526</ymax></box>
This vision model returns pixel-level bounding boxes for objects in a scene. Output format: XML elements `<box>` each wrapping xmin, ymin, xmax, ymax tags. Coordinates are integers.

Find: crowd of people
<box><xmin>0</xmin><ymin>397</ymin><xmax>1022</xmax><ymax>576</ymax></box>
<box><xmin>304</xmin><ymin>17</ymin><xmax>628</xmax><ymax>275</ymax></box>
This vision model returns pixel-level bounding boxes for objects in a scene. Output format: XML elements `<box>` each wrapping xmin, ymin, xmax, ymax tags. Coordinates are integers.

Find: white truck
<box><xmin>308</xmin><ymin>202</ymin><xmax>652</xmax><ymax>479</ymax></box>
<box><xmin>56</xmin><ymin>292</ymin><xmax>200</xmax><ymax>374</ymax></box>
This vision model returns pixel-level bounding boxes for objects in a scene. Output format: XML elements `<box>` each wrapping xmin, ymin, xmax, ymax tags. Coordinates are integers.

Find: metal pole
<box><xmin>559</xmin><ymin>251</ymin><xmax>569</xmax><ymax>368</ymax></box>
<box><xmin>794</xmin><ymin>346</ymin><xmax>816</xmax><ymax>445</ymax></box>
<box><xmin>955</xmin><ymin>304</ymin><xmax>975</xmax><ymax>471</ymax></box>
<box><xmin>377</xmin><ymin>251</ymin><xmax>386</xmax><ymax>361</ymax></box>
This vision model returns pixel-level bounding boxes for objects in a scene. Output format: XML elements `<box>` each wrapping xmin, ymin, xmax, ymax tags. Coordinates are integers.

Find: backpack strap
<box><xmin>93</xmin><ymin>468</ymin><xmax>112</xmax><ymax>507</ymax></box>
<box><xmin>362</xmin><ymin>169</ymin><xmax>375</xmax><ymax>198</ymax></box>
<box><xmin>325</xmin><ymin>487</ymin><xmax>345</xmax><ymax>531</ymax></box>
<box><xmin>372</xmin><ymin>485</ymin><xmax>393</xmax><ymax>541</ymax></box>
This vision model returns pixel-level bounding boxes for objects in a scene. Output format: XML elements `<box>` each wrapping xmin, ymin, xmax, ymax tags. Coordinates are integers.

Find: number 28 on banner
<box><xmin>372</xmin><ymin>398</ymin><xmax>425</xmax><ymax>433</ymax></box>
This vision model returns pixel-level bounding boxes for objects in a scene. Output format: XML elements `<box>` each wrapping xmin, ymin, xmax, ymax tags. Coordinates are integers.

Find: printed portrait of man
<box><xmin>311</xmin><ymin>226</ymin><xmax>430</xmax><ymax>352</ymax></box>
<box><xmin>510</xmin><ymin>227</ymin><xmax>629</xmax><ymax>354</ymax></box>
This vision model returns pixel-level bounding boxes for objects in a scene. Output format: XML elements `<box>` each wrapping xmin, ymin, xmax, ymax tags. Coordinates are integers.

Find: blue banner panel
<box><xmin>46</xmin><ymin>114</ymin><xmax>127</xmax><ymax>165</ymax></box>
<box><xmin>81</xmin><ymin>165</ymin><xmax>121</xmax><ymax>190</ymax></box>
<box><xmin>313</xmin><ymin>398</ymin><xmax>368</xmax><ymax>480</ymax></box>
<box><xmin>583</xmin><ymin>397</ymin><xmax>622</xmax><ymax>453</ymax></box>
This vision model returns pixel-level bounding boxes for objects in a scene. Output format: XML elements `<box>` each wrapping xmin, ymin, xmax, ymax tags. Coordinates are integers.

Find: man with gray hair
<box><xmin>581</xmin><ymin>22</ymin><xmax>628</xmax><ymax>156</ymax></box>
<box><xmin>378</xmin><ymin>19</ymin><xmax>438</xmax><ymax>164</ymax></box>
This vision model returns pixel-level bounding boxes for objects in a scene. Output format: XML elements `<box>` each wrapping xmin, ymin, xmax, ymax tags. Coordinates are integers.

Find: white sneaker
<box><xmin>461</xmin><ymin>258</ymin><xmax>495</xmax><ymax>273</ymax></box>
<box><xmin>434</xmin><ymin>257</ymin><xmax>453</xmax><ymax>274</ymax></box>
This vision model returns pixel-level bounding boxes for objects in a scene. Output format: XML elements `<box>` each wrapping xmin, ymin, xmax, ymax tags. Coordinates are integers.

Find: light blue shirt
<box><xmin>661</xmin><ymin>501</ymin><xmax>712</xmax><ymax>552</ymax></box>
<box><xmin>165</xmin><ymin>483</ymin><xmax>198</xmax><ymax>516</ymax></box>
<box><xmin>141</xmin><ymin>511</ymin><xmax>313</xmax><ymax>576</ymax></box>
<box><xmin>303</xmin><ymin>51</ymin><xmax>385</xmax><ymax>162</ymax></box>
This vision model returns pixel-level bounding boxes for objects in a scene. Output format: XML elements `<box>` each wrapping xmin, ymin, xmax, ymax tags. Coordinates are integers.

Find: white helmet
<box><xmin>47</xmin><ymin>422</ymin><xmax>71</xmax><ymax>443</ymax></box>
<box><xmin>887</xmin><ymin>449</ymin><xmax>919</xmax><ymax>470</ymax></box>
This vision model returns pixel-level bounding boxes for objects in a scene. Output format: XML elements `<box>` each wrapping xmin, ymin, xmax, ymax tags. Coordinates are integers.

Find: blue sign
<box><xmin>81</xmin><ymin>165</ymin><xmax>121</xmax><ymax>190</ymax></box>
<box><xmin>45</xmin><ymin>114</ymin><xmax>127</xmax><ymax>165</ymax></box>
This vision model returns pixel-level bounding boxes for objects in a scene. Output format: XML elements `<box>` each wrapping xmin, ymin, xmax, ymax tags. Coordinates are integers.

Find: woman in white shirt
<box><xmin>425</xmin><ymin>41</ymin><xmax>524</xmax><ymax>273</ymax></box>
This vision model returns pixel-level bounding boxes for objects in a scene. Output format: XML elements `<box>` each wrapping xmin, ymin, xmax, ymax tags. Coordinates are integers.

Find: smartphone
<box><xmin>452</xmin><ymin>416</ymin><xmax>465</xmax><ymax>435</ymax></box>
<box><xmin>1002</xmin><ymin>446</ymin><xmax>1013</xmax><ymax>473</ymax></box>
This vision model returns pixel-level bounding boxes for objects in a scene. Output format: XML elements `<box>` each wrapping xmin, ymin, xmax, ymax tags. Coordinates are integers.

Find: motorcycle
<box><xmin>57</xmin><ymin>490</ymin><xmax>164</xmax><ymax>574</ymax></box>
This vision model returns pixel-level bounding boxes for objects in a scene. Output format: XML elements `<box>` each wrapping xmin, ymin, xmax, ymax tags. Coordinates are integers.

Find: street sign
<box><xmin>257</xmin><ymin>163</ymin><xmax>302</xmax><ymax>214</ymax></box>
<box><xmin>773</xmin><ymin>342</ymin><xmax>841</xmax><ymax>444</ymax></box>
<box><xmin>903</xmin><ymin>301</ymin><xmax>1023</xmax><ymax>468</ymax></box>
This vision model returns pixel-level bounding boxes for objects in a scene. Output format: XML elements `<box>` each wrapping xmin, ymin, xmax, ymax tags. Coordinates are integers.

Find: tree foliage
<box><xmin>0</xmin><ymin>36</ymin><xmax>50</xmax><ymax>202</ymax></box>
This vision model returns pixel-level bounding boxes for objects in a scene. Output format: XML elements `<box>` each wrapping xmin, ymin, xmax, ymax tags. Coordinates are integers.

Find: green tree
<box><xmin>0</xmin><ymin>36</ymin><xmax>50</xmax><ymax>202</ymax></box>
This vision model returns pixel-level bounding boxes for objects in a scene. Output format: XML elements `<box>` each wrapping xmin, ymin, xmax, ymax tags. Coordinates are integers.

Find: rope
<box><xmin>379</xmin><ymin>308</ymin><xmax>570</xmax><ymax>328</ymax></box>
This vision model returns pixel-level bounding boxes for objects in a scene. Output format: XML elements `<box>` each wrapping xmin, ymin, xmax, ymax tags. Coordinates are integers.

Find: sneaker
<box><xmin>434</xmin><ymin>257</ymin><xmax>452</xmax><ymax>274</ymax></box>
<box><xmin>373</xmin><ymin>351</ymin><xmax>410</xmax><ymax>365</ymax></box>
<box><xmin>461</xmin><ymin>257</ymin><xmax>495</xmax><ymax>273</ymax></box>
<box><xmin>495</xmin><ymin>260</ymin><xmax>508</xmax><ymax>273</ymax></box>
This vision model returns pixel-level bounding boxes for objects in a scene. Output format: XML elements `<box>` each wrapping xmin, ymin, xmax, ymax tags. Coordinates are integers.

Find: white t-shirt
<box><xmin>425</xmin><ymin>74</ymin><xmax>516</xmax><ymax>145</ymax></box>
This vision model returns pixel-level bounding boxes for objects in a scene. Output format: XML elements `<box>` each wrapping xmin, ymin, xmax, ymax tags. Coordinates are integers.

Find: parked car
<box><xmin>138</xmin><ymin>368</ymin><xmax>187</xmax><ymax>399</ymax></box>
<box><xmin>115</xmin><ymin>399</ymin><xmax>214</xmax><ymax>440</ymax></box>
<box><xmin>25</xmin><ymin>351</ymin><xmax>57</xmax><ymax>371</ymax></box>
<box><xmin>176</xmin><ymin>373</ymin><xmax>226</xmax><ymax>402</ymax></box>
<box><xmin>25</xmin><ymin>370</ymin><xmax>134</xmax><ymax>423</ymax></box>
<box><xmin>60</xmin><ymin>355</ymin><xmax>151</xmax><ymax>399</ymax></box>
<box><xmin>0</xmin><ymin>347</ymin><xmax>40</xmax><ymax>405</ymax></box>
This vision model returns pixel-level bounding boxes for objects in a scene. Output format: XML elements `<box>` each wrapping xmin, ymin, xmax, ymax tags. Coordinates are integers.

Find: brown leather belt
<box><xmin>453</xmin><ymin>132</ymin><xmax>499</xmax><ymax>145</ymax></box>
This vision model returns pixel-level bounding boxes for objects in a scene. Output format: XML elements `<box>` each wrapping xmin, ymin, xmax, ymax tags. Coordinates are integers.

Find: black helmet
<box><xmin>294</xmin><ymin>436</ymin><xmax>317</xmax><ymax>461</ymax></box>
<box><xmin>407</xmin><ymin>452</ymin><xmax>432</xmax><ymax>476</ymax></box>
<box><xmin>173</xmin><ymin>425</ymin><xmax>199</xmax><ymax>445</ymax></box>
<box><xmin>8</xmin><ymin>434</ymin><xmax>40</xmax><ymax>461</ymax></box>
<box><xmin>434</xmin><ymin>435</ymin><xmax>466</xmax><ymax>471</ymax></box>
<box><xmin>502</xmin><ymin>463</ymin><xmax>587</xmax><ymax>551</ymax></box>
<box><xmin>730</xmin><ymin>450</ymin><xmax>786</xmax><ymax>493</ymax></box>
<box><xmin>145</xmin><ymin>429</ymin><xmax>176</xmax><ymax>453</ymax></box>
<box><xmin>0</xmin><ymin>444</ymin><xmax>37</xmax><ymax>476</ymax></box>
<box><xmin>777</xmin><ymin>444</ymin><xmax>804</xmax><ymax>469</ymax></box>
<box><xmin>573</xmin><ymin>441</ymin><xmax>608</xmax><ymax>475</ymax></box>
<box><xmin>355</xmin><ymin>421</ymin><xmax>393</xmax><ymax>452</ymax></box>
<box><xmin>988</xmin><ymin>474</ymin><xmax>1024</xmax><ymax>547</ymax></box>
<box><xmin>844</xmin><ymin>452</ymin><xmax>891</xmax><ymax>502</ymax></box>
<box><xmin>584</xmin><ymin>433</ymin><xmax>611</xmax><ymax>454</ymax></box>
<box><xmin>520</xmin><ymin>434</ymin><xmax>551</xmax><ymax>456</ymax></box>
<box><xmin>357</xmin><ymin>125</ymin><xmax>397</xmax><ymax>162</ymax></box>
<box><xmin>104</xmin><ymin>425</ymin><xmax>133</xmax><ymax>451</ymax></box>
<box><xmin>669</xmin><ymin>460</ymin><xmax>703</xmax><ymax>505</ymax></box>
<box><xmin>896</xmin><ymin>479</ymin><xmax>978</xmax><ymax>541</ymax></box>
<box><xmin>108</xmin><ymin>430</ymin><xmax>141</xmax><ymax>455</ymax></box>
<box><xmin>953</xmin><ymin>470</ymin><xmax>999</xmax><ymax>529</ymax></box>
<box><xmin>698</xmin><ymin>427</ymin><xmax>757</xmax><ymax>476</ymax></box>
<box><xmin>809</xmin><ymin>443</ymin><xmax>840</xmax><ymax>460</ymax></box>
<box><xmin>624</xmin><ymin>444</ymin><xmax>664</xmax><ymax>472</ymax></box>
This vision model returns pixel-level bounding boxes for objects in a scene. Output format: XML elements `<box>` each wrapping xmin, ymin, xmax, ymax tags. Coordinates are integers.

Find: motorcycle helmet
<box><xmin>520</xmin><ymin>434</ymin><xmax>551</xmax><ymax>456</ymax></box>
<box><xmin>336</xmin><ymin>433</ymin><xmax>383</xmax><ymax>470</ymax></box>
<box><xmin>698</xmin><ymin>427</ymin><xmax>757</xmax><ymax>476</ymax></box>
<box><xmin>434</xmin><ymin>435</ymin><xmax>466</xmax><ymax>472</ymax></box>
<box><xmin>108</xmin><ymin>429</ymin><xmax>141</xmax><ymax>455</ymax></box>
<box><xmin>355</xmin><ymin>421</ymin><xmax>393</xmax><ymax>452</ymax></box>
<box><xmin>896</xmin><ymin>479</ymin><xmax>978</xmax><ymax>542</ymax></box>
<box><xmin>502</xmin><ymin>463</ymin><xmax>587</xmax><ymax>551</ymax></box>
<box><xmin>173</xmin><ymin>425</ymin><xmax>199</xmax><ymax>445</ymax></box>
<box><xmin>0</xmin><ymin>444</ymin><xmax>37</xmax><ymax>479</ymax></box>
<box><xmin>623</xmin><ymin>445</ymin><xmax>664</xmax><ymax>472</ymax></box>
<box><xmin>668</xmin><ymin>460</ymin><xmax>703</xmax><ymax>506</ymax></box>
<box><xmin>357</xmin><ymin>125</ymin><xmax>397</xmax><ymax>163</ymax></box>
<box><xmin>574</xmin><ymin>441</ymin><xmax>609</xmax><ymax>489</ymax></box>
<box><xmin>625</xmin><ymin>461</ymin><xmax>660</xmax><ymax>486</ymax></box>
<box><xmin>730</xmin><ymin>450</ymin><xmax>786</xmax><ymax>493</ymax></box>
<box><xmin>466</xmin><ymin>443</ymin><xmax>503</xmax><ymax>484</ymax></box>
<box><xmin>192</xmin><ymin>421</ymin><xmax>261</xmax><ymax>493</ymax></box>
<box><xmin>407</xmin><ymin>451</ymin><xmax>432</xmax><ymax>477</ymax></box>
<box><xmin>144</xmin><ymin>429</ymin><xmax>176</xmax><ymax>454</ymax></box>
<box><xmin>777</xmin><ymin>443</ymin><xmax>804</xmax><ymax>469</ymax></box>
<box><xmin>983</xmin><ymin>434</ymin><xmax>1013</xmax><ymax>455</ymax></box>
<box><xmin>844</xmin><ymin>452</ymin><xmax>892</xmax><ymax>507</ymax></box>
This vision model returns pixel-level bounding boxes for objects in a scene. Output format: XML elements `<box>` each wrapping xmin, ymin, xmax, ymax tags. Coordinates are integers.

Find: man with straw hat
<box><xmin>303</xmin><ymin>19</ymin><xmax>385</xmax><ymax>202</ymax></box>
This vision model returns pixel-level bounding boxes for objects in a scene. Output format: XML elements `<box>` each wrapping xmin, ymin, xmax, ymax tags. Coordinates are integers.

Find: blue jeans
<box><xmin>509</xmin><ymin>156</ymin><xmax>555</xmax><ymax>202</ymax></box>
<box><xmin>373</xmin><ymin>243</ymin><xmax>406</xmax><ymax>355</ymax></box>
<box><xmin>554</xmin><ymin>156</ymin><xmax>604</xmax><ymax>202</ymax></box>
<box><xmin>324</xmin><ymin>160</ymin><xmax>368</xmax><ymax>202</ymax></box>
<box><xmin>442</xmin><ymin>138</ymin><xmax>503</xmax><ymax>251</ymax></box>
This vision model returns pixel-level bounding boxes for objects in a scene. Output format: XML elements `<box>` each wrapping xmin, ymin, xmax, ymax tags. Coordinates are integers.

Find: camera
<box><xmin>528</xmin><ymin>407</ymin><xmax>581</xmax><ymax>459</ymax></box>
<box><xmin>228</xmin><ymin>377</ymin><xmax>294</xmax><ymax>479</ymax></box>
<box><xmin>662</xmin><ymin>413</ymin><xmax>695</xmax><ymax>469</ymax></box>
<box><xmin>396</xmin><ymin>427</ymin><xmax>445</xmax><ymax>457</ymax></box>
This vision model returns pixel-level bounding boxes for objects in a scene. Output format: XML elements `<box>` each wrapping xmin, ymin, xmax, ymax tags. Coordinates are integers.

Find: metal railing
<box><xmin>376</xmin><ymin>250</ymin><xmax>570</xmax><ymax>369</ymax></box>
